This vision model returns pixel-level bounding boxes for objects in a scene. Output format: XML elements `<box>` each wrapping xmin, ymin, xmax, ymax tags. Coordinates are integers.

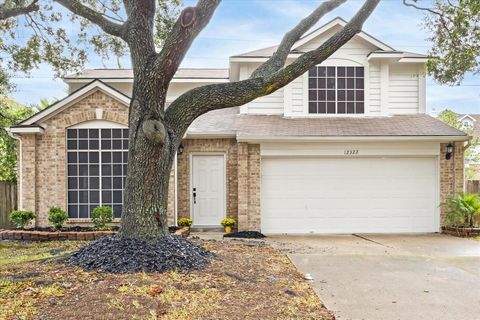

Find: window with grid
<box><xmin>67</xmin><ymin>128</ymin><xmax>128</xmax><ymax>219</ymax></box>
<box><xmin>308</xmin><ymin>66</ymin><xmax>364</xmax><ymax>114</ymax></box>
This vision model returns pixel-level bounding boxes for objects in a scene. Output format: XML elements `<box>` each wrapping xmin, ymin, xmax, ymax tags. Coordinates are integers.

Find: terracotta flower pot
<box><xmin>224</xmin><ymin>226</ymin><xmax>232</xmax><ymax>233</ymax></box>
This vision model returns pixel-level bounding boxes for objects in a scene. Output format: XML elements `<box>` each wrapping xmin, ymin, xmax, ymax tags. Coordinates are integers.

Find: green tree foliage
<box><xmin>0</xmin><ymin>97</ymin><xmax>47</xmax><ymax>181</ymax></box>
<box><xmin>0</xmin><ymin>0</ymin><xmax>181</xmax><ymax>75</ymax></box>
<box><xmin>437</xmin><ymin>108</ymin><xmax>480</xmax><ymax>179</ymax></box>
<box><xmin>405</xmin><ymin>0</ymin><xmax>480</xmax><ymax>84</ymax></box>
<box><xmin>437</xmin><ymin>108</ymin><xmax>461</xmax><ymax>128</ymax></box>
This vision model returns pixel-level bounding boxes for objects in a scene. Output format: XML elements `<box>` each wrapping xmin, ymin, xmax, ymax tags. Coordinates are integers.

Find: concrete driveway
<box><xmin>268</xmin><ymin>234</ymin><xmax>480</xmax><ymax>320</ymax></box>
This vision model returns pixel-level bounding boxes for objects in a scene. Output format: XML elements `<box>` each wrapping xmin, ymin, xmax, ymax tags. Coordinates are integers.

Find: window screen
<box><xmin>308</xmin><ymin>66</ymin><xmax>364</xmax><ymax>114</ymax></box>
<box><xmin>67</xmin><ymin>128</ymin><xmax>128</xmax><ymax>219</ymax></box>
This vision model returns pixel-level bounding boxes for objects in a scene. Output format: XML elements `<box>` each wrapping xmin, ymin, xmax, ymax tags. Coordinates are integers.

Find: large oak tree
<box><xmin>1</xmin><ymin>0</ymin><xmax>381</xmax><ymax>241</ymax></box>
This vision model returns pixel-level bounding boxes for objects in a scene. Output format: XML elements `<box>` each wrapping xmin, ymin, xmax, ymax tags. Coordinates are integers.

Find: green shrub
<box><xmin>220</xmin><ymin>217</ymin><xmax>236</xmax><ymax>227</ymax></box>
<box><xmin>177</xmin><ymin>218</ymin><xmax>192</xmax><ymax>227</ymax></box>
<box><xmin>9</xmin><ymin>210</ymin><xmax>36</xmax><ymax>229</ymax></box>
<box><xmin>444</xmin><ymin>193</ymin><xmax>480</xmax><ymax>227</ymax></box>
<box><xmin>91</xmin><ymin>206</ymin><xmax>113</xmax><ymax>230</ymax></box>
<box><xmin>48</xmin><ymin>207</ymin><xmax>68</xmax><ymax>230</ymax></box>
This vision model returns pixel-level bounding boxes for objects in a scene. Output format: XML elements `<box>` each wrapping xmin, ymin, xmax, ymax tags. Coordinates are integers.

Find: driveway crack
<box><xmin>352</xmin><ymin>234</ymin><xmax>394</xmax><ymax>248</ymax></box>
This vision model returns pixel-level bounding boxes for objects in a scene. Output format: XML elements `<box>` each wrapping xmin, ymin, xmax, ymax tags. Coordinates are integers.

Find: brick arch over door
<box><xmin>33</xmin><ymin>90</ymin><xmax>129</xmax><ymax>226</ymax></box>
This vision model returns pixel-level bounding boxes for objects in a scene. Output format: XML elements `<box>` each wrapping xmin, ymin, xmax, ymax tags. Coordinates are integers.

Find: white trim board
<box><xmin>69</xmin><ymin>119</ymin><xmax>128</xmax><ymax>129</ymax></box>
<box><xmin>237</xmin><ymin>135</ymin><xmax>471</xmax><ymax>143</ymax></box>
<box><xmin>293</xmin><ymin>17</ymin><xmax>394</xmax><ymax>51</ymax></box>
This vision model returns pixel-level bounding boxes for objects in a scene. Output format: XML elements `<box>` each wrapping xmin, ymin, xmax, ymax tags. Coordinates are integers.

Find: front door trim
<box><xmin>189</xmin><ymin>152</ymin><xmax>227</xmax><ymax>227</ymax></box>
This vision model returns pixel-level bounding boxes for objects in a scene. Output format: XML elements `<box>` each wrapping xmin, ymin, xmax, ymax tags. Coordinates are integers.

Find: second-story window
<box><xmin>308</xmin><ymin>66</ymin><xmax>364</xmax><ymax>114</ymax></box>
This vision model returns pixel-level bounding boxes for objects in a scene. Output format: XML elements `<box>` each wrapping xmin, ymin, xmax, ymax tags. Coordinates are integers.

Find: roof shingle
<box><xmin>188</xmin><ymin>108</ymin><xmax>467</xmax><ymax>139</ymax></box>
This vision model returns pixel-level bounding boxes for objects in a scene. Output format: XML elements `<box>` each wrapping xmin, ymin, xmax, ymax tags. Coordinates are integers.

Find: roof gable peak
<box><xmin>292</xmin><ymin>16</ymin><xmax>394</xmax><ymax>51</ymax></box>
<box><xmin>18</xmin><ymin>80</ymin><xmax>130</xmax><ymax>126</ymax></box>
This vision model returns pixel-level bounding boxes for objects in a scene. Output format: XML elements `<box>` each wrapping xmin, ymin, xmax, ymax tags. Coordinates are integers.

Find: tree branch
<box><xmin>153</xmin><ymin>0</ymin><xmax>221</xmax><ymax>90</ymax></box>
<box><xmin>0</xmin><ymin>0</ymin><xmax>39</xmax><ymax>20</ymax></box>
<box><xmin>403</xmin><ymin>0</ymin><xmax>445</xmax><ymax>17</ymax></box>
<box><xmin>54</xmin><ymin>0</ymin><xmax>126</xmax><ymax>39</ymax></box>
<box><xmin>166</xmin><ymin>0</ymin><xmax>380</xmax><ymax>134</ymax></box>
<box><xmin>251</xmin><ymin>0</ymin><xmax>347</xmax><ymax>78</ymax></box>
<box><xmin>403</xmin><ymin>0</ymin><xmax>454</xmax><ymax>42</ymax></box>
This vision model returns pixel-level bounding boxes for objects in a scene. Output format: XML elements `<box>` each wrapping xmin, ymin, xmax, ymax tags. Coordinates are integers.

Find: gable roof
<box><xmin>232</xmin><ymin>17</ymin><xmax>394</xmax><ymax>58</ymax></box>
<box><xmin>292</xmin><ymin>17</ymin><xmax>393</xmax><ymax>51</ymax></box>
<box><xmin>459</xmin><ymin>114</ymin><xmax>477</xmax><ymax>122</ymax></box>
<box><xmin>16</xmin><ymin>80</ymin><xmax>130</xmax><ymax>127</ymax></box>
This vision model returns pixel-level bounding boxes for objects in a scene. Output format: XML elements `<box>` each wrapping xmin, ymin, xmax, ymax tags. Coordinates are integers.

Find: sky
<box><xmin>9</xmin><ymin>0</ymin><xmax>480</xmax><ymax>114</ymax></box>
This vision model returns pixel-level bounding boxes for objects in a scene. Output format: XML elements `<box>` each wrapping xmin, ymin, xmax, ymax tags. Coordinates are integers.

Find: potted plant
<box><xmin>220</xmin><ymin>218</ymin><xmax>236</xmax><ymax>234</ymax></box>
<box><xmin>177</xmin><ymin>218</ymin><xmax>193</xmax><ymax>229</ymax></box>
<box><xmin>175</xmin><ymin>218</ymin><xmax>192</xmax><ymax>237</ymax></box>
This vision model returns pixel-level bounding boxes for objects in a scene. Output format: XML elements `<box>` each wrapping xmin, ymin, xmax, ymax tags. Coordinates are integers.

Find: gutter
<box><xmin>6</xmin><ymin>128</ymin><xmax>22</xmax><ymax>210</ymax></box>
<box><xmin>174</xmin><ymin>153</ymin><xmax>178</xmax><ymax>226</ymax></box>
<box><xmin>236</xmin><ymin>135</ymin><xmax>471</xmax><ymax>143</ymax></box>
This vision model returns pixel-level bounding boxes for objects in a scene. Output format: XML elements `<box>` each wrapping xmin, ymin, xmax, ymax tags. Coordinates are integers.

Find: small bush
<box><xmin>91</xmin><ymin>206</ymin><xmax>113</xmax><ymax>230</ymax></box>
<box><xmin>444</xmin><ymin>193</ymin><xmax>480</xmax><ymax>227</ymax></box>
<box><xmin>48</xmin><ymin>207</ymin><xmax>68</xmax><ymax>230</ymax></box>
<box><xmin>9</xmin><ymin>210</ymin><xmax>36</xmax><ymax>229</ymax></box>
<box><xmin>177</xmin><ymin>218</ymin><xmax>193</xmax><ymax>227</ymax></box>
<box><xmin>220</xmin><ymin>217</ymin><xmax>236</xmax><ymax>227</ymax></box>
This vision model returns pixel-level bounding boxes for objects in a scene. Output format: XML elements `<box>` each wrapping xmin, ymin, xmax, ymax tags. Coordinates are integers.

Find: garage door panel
<box><xmin>261</xmin><ymin>157</ymin><xmax>438</xmax><ymax>234</ymax></box>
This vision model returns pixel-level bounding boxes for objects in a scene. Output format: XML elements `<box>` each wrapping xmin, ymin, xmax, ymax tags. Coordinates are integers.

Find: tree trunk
<box><xmin>118</xmin><ymin>76</ymin><xmax>179</xmax><ymax>241</ymax></box>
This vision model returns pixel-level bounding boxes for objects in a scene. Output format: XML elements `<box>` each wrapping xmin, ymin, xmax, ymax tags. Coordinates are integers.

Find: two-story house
<box><xmin>9</xmin><ymin>18</ymin><xmax>468</xmax><ymax>234</ymax></box>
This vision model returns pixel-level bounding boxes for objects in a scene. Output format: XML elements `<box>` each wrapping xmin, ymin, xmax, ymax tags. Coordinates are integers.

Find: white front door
<box><xmin>191</xmin><ymin>155</ymin><xmax>226</xmax><ymax>226</ymax></box>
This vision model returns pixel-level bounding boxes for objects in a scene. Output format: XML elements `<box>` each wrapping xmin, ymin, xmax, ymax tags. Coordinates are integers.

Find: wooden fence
<box><xmin>0</xmin><ymin>181</ymin><xmax>16</xmax><ymax>228</ymax></box>
<box><xmin>466</xmin><ymin>180</ymin><xmax>480</xmax><ymax>194</ymax></box>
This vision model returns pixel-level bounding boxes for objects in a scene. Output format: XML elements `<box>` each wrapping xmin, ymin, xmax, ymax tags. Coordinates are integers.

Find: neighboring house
<box><xmin>457</xmin><ymin>114</ymin><xmax>480</xmax><ymax>178</ymax></box>
<box><xmin>9</xmin><ymin>18</ymin><xmax>468</xmax><ymax>234</ymax></box>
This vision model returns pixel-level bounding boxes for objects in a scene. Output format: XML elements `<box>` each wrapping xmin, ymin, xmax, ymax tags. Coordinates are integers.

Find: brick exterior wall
<box><xmin>16</xmin><ymin>88</ymin><xmax>464</xmax><ymax>230</ymax></box>
<box><xmin>176</xmin><ymin>139</ymin><xmax>238</xmax><ymax>223</ymax></box>
<box><xmin>237</xmin><ymin>143</ymin><xmax>261</xmax><ymax>231</ymax></box>
<box><xmin>439</xmin><ymin>141</ymin><xmax>465</xmax><ymax>224</ymax></box>
<box><xmin>19</xmin><ymin>90</ymin><xmax>130</xmax><ymax>226</ymax></box>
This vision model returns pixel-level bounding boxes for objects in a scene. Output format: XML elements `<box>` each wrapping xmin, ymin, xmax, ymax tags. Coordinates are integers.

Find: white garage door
<box><xmin>261</xmin><ymin>157</ymin><xmax>438</xmax><ymax>234</ymax></box>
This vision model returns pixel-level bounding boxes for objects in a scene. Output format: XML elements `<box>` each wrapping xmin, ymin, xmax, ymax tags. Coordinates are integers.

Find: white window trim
<box><xmin>65</xmin><ymin>126</ymin><xmax>128</xmax><ymax>220</ymax></box>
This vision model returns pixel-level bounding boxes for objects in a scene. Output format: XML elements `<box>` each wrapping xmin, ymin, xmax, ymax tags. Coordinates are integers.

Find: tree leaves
<box><xmin>416</xmin><ymin>0</ymin><xmax>480</xmax><ymax>84</ymax></box>
<box><xmin>0</xmin><ymin>0</ymin><xmax>182</xmax><ymax>76</ymax></box>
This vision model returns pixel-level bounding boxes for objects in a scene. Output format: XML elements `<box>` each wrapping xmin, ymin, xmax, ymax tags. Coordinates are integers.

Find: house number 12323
<box><xmin>344</xmin><ymin>149</ymin><xmax>359</xmax><ymax>155</ymax></box>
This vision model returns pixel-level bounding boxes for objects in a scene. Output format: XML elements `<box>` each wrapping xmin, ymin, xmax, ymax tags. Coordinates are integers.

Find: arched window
<box><xmin>66</xmin><ymin>120</ymin><xmax>128</xmax><ymax>219</ymax></box>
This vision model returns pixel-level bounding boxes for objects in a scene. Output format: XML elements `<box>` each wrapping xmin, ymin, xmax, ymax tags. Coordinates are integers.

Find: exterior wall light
<box><xmin>445</xmin><ymin>142</ymin><xmax>454</xmax><ymax>160</ymax></box>
<box><xmin>177</xmin><ymin>143</ymin><xmax>184</xmax><ymax>155</ymax></box>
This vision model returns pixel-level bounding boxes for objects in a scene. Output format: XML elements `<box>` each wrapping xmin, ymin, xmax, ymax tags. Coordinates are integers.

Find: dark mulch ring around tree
<box><xmin>223</xmin><ymin>231</ymin><xmax>266</xmax><ymax>239</ymax></box>
<box><xmin>69</xmin><ymin>235</ymin><xmax>215</xmax><ymax>273</ymax></box>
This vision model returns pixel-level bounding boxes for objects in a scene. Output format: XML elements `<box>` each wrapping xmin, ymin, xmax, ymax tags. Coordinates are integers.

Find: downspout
<box><xmin>174</xmin><ymin>153</ymin><xmax>178</xmax><ymax>226</ymax></box>
<box><xmin>6</xmin><ymin>129</ymin><xmax>22</xmax><ymax>210</ymax></box>
<box><xmin>463</xmin><ymin>137</ymin><xmax>473</xmax><ymax>191</ymax></box>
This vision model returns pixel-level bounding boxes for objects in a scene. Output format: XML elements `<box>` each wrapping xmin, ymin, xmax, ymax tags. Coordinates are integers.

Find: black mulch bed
<box><xmin>69</xmin><ymin>236</ymin><xmax>215</xmax><ymax>273</ymax></box>
<box><xmin>223</xmin><ymin>231</ymin><xmax>266</xmax><ymax>239</ymax></box>
<box><xmin>168</xmin><ymin>226</ymin><xmax>180</xmax><ymax>233</ymax></box>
